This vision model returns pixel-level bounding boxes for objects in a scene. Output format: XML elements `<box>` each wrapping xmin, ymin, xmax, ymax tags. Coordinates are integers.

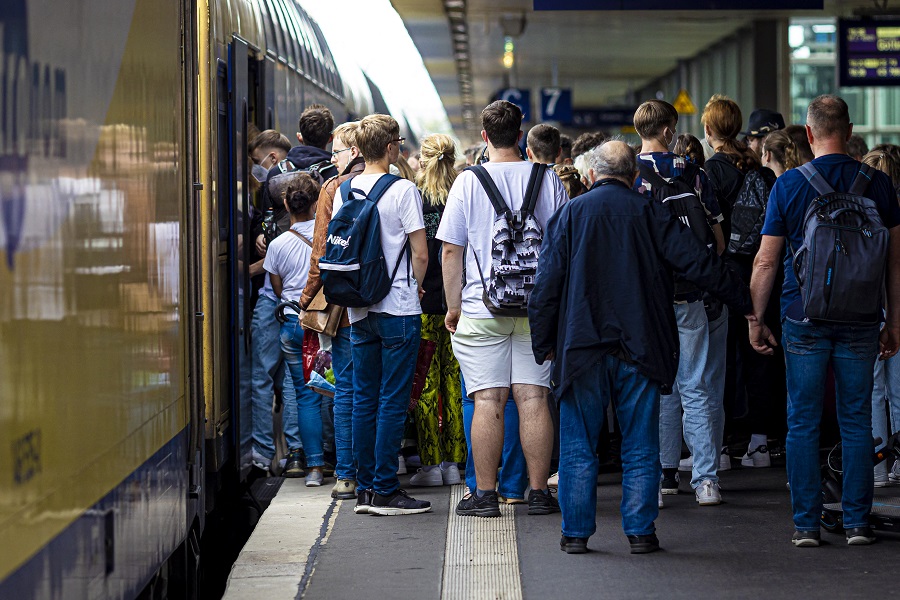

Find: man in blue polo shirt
<box><xmin>749</xmin><ymin>95</ymin><xmax>900</xmax><ymax>547</ymax></box>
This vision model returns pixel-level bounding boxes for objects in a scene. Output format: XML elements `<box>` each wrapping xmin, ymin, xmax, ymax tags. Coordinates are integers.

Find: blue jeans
<box><xmin>872</xmin><ymin>353</ymin><xmax>900</xmax><ymax>452</ymax></box>
<box><xmin>706</xmin><ymin>306</ymin><xmax>729</xmax><ymax>452</ymax></box>
<box><xmin>351</xmin><ymin>313</ymin><xmax>421</xmax><ymax>495</ymax></box>
<box><xmin>783</xmin><ymin>317</ymin><xmax>879</xmax><ymax>531</ymax></box>
<box><xmin>559</xmin><ymin>354</ymin><xmax>661</xmax><ymax>538</ymax></box>
<box><xmin>250</xmin><ymin>295</ymin><xmax>298</xmax><ymax>458</ymax></box>
<box><xmin>280</xmin><ymin>314</ymin><xmax>325</xmax><ymax>467</ymax></box>
<box><xmin>332</xmin><ymin>326</ymin><xmax>356</xmax><ymax>480</ymax></box>
<box><xmin>461</xmin><ymin>378</ymin><xmax>527</xmax><ymax>498</ymax></box>
<box><xmin>659</xmin><ymin>301</ymin><xmax>717</xmax><ymax>487</ymax></box>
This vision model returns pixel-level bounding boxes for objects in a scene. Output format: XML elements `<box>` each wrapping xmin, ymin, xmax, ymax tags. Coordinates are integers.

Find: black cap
<box><xmin>741</xmin><ymin>109</ymin><xmax>786</xmax><ymax>137</ymax></box>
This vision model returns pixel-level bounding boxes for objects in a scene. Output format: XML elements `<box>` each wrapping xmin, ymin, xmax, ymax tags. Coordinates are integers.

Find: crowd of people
<box><xmin>243</xmin><ymin>93</ymin><xmax>900</xmax><ymax>552</ymax></box>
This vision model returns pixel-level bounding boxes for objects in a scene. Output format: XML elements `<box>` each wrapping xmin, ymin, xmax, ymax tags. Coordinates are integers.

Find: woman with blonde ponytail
<box><xmin>407</xmin><ymin>134</ymin><xmax>466</xmax><ymax>487</ymax></box>
<box><xmin>762</xmin><ymin>130</ymin><xmax>802</xmax><ymax>177</ymax></box>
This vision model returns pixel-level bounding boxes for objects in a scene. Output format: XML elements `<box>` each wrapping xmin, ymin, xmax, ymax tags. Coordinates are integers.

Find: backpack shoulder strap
<box><xmin>339</xmin><ymin>178</ymin><xmax>354</xmax><ymax>203</ymax></box>
<box><xmin>637</xmin><ymin>162</ymin><xmax>670</xmax><ymax>190</ymax></box>
<box><xmin>849</xmin><ymin>163</ymin><xmax>876</xmax><ymax>196</ymax></box>
<box><xmin>287</xmin><ymin>229</ymin><xmax>312</xmax><ymax>247</ymax></box>
<box><xmin>366</xmin><ymin>174</ymin><xmax>402</xmax><ymax>204</ymax></box>
<box><xmin>522</xmin><ymin>163</ymin><xmax>547</xmax><ymax>214</ymax></box>
<box><xmin>798</xmin><ymin>162</ymin><xmax>835</xmax><ymax>196</ymax></box>
<box><xmin>466</xmin><ymin>165</ymin><xmax>509</xmax><ymax>216</ymax></box>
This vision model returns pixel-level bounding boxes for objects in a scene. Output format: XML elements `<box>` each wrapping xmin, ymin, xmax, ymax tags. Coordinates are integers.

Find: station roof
<box><xmin>392</xmin><ymin>0</ymin><xmax>877</xmax><ymax>142</ymax></box>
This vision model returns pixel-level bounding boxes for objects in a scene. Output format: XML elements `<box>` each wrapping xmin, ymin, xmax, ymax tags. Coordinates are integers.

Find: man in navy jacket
<box><xmin>529</xmin><ymin>140</ymin><xmax>752</xmax><ymax>555</ymax></box>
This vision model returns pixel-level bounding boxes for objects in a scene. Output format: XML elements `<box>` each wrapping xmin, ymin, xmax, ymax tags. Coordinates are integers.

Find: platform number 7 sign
<box><xmin>540</xmin><ymin>88</ymin><xmax>573</xmax><ymax>124</ymax></box>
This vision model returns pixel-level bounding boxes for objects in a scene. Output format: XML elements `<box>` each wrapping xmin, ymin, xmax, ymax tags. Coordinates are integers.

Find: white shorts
<box><xmin>451</xmin><ymin>314</ymin><xmax>552</xmax><ymax>398</ymax></box>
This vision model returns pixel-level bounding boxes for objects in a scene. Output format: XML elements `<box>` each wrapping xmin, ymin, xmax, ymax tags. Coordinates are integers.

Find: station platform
<box><xmin>222</xmin><ymin>466</ymin><xmax>898</xmax><ymax>599</ymax></box>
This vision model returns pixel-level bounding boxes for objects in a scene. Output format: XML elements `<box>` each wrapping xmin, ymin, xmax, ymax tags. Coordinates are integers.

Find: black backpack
<box><xmin>727</xmin><ymin>167</ymin><xmax>777</xmax><ymax>256</ymax></box>
<box><xmin>638</xmin><ymin>162</ymin><xmax>715</xmax><ymax>295</ymax></box>
<box><xmin>793</xmin><ymin>162</ymin><xmax>888</xmax><ymax>324</ymax></box>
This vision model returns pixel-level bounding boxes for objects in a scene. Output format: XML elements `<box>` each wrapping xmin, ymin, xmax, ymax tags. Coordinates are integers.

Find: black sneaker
<box><xmin>661</xmin><ymin>468</ymin><xmax>679</xmax><ymax>495</ymax></box>
<box><xmin>627</xmin><ymin>533</ymin><xmax>660</xmax><ymax>554</ymax></box>
<box><xmin>560</xmin><ymin>536</ymin><xmax>588</xmax><ymax>554</ymax></box>
<box><xmin>527</xmin><ymin>488</ymin><xmax>561</xmax><ymax>515</ymax></box>
<box><xmin>354</xmin><ymin>489</ymin><xmax>374</xmax><ymax>514</ymax></box>
<box><xmin>283</xmin><ymin>449</ymin><xmax>306</xmax><ymax>478</ymax></box>
<box><xmin>846</xmin><ymin>527</ymin><xmax>877</xmax><ymax>546</ymax></box>
<box><xmin>791</xmin><ymin>530</ymin><xmax>821</xmax><ymax>547</ymax></box>
<box><xmin>368</xmin><ymin>489</ymin><xmax>432</xmax><ymax>516</ymax></box>
<box><xmin>456</xmin><ymin>490</ymin><xmax>501</xmax><ymax>517</ymax></box>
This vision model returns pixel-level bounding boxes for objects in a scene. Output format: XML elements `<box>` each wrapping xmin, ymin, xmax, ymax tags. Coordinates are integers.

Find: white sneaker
<box><xmin>305</xmin><ymin>469</ymin><xmax>324</xmax><ymax>487</ymax></box>
<box><xmin>251</xmin><ymin>449</ymin><xmax>271</xmax><ymax>472</ymax></box>
<box><xmin>719</xmin><ymin>449</ymin><xmax>732</xmax><ymax>472</ymax></box>
<box><xmin>548</xmin><ymin>472</ymin><xmax>559</xmax><ymax>491</ymax></box>
<box><xmin>658</xmin><ymin>487</ymin><xmax>664</xmax><ymax>509</ymax></box>
<box><xmin>409</xmin><ymin>466</ymin><xmax>443</xmax><ymax>486</ymax></box>
<box><xmin>441</xmin><ymin>463</ymin><xmax>462</xmax><ymax>485</ymax></box>
<box><xmin>397</xmin><ymin>454</ymin><xmax>407</xmax><ymax>475</ymax></box>
<box><xmin>741</xmin><ymin>444</ymin><xmax>771</xmax><ymax>468</ymax></box>
<box><xmin>695</xmin><ymin>479</ymin><xmax>722</xmax><ymax>506</ymax></box>
<box><xmin>678</xmin><ymin>456</ymin><xmax>693</xmax><ymax>472</ymax></box>
<box><xmin>889</xmin><ymin>459</ymin><xmax>900</xmax><ymax>484</ymax></box>
<box><xmin>875</xmin><ymin>462</ymin><xmax>890</xmax><ymax>488</ymax></box>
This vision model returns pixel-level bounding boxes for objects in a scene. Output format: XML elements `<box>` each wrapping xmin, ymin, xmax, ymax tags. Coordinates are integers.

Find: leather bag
<box><xmin>288</xmin><ymin>229</ymin><xmax>344</xmax><ymax>337</ymax></box>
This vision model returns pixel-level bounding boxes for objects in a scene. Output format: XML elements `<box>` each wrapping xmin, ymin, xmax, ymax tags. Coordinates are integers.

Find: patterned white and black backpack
<box><xmin>467</xmin><ymin>163</ymin><xmax>547</xmax><ymax>317</ymax></box>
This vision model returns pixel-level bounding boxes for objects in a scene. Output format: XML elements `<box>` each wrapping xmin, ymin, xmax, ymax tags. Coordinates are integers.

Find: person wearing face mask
<box><xmin>249</xmin><ymin>130</ymin><xmax>292</xmax><ymax>187</ymax></box>
<box><xmin>632</xmin><ymin>100</ymin><xmax>728</xmax><ymax>507</ymax></box>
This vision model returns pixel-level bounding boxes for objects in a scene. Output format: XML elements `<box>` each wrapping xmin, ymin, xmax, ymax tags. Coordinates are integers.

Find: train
<box><xmin>0</xmin><ymin>0</ymin><xmax>409</xmax><ymax>597</ymax></box>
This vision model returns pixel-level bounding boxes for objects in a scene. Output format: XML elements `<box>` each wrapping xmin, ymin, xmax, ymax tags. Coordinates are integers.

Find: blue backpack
<box><xmin>319</xmin><ymin>174</ymin><xmax>407</xmax><ymax>308</ymax></box>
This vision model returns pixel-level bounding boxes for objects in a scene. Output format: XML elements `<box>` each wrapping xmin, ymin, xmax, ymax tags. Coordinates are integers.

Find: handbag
<box><xmin>408</xmin><ymin>338</ymin><xmax>437</xmax><ymax>412</ymax></box>
<box><xmin>289</xmin><ymin>229</ymin><xmax>344</xmax><ymax>337</ymax></box>
<box><xmin>301</xmin><ymin>287</ymin><xmax>343</xmax><ymax>337</ymax></box>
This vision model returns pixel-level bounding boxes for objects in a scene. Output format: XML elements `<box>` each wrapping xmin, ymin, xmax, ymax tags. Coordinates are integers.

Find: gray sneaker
<box><xmin>305</xmin><ymin>469</ymin><xmax>324</xmax><ymax>487</ymax></box>
<box><xmin>695</xmin><ymin>479</ymin><xmax>722</xmax><ymax>506</ymax></box>
<box><xmin>331</xmin><ymin>478</ymin><xmax>357</xmax><ymax>499</ymax></box>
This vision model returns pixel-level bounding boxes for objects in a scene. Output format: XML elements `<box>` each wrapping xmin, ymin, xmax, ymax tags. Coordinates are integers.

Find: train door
<box><xmin>227</xmin><ymin>37</ymin><xmax>254</xmax><ymax>479</ymax></box>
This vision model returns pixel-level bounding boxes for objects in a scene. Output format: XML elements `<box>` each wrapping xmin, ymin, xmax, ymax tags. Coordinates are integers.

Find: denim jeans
<box><xmin>351</xmin><ymin>313</ymin><xmax>421</xmax><ymax>495</ymax></box>
<box><xmin>706</xmin><ymin>306</ymin><xmax>729</xmax><ymax>452</ymax></box>
<box><xmin>659</xmin><ymin>301</ymin><xmax>717</xmax><ymax>488</ymax></box>
<box><xmin>280</xmin><ymin>314</ymin><xmax>325</xmax><ymax>467</ymax></box>
<box><xmin>783</xmin><ymin>317</ymin><xmax>879</xmax><ymax>531</ymax></box>
<box><xmin>331</xmin><ymin>326</ymin><xmax>355</xmax><ymax>480</ymax></box>
<box><xmin>250</xmin><ymin>295</ymin><xmax>298</xmax><ymax>458</ymax></box>
<box><xmin>872</xmin><ymin>353</ymin><xmax>900</xmax><ymax>452</ymax></box>
<box><xmin>559</xmin><ymin>354</ymin><xmax>661</xmax><ymax>538</ymax></box>
<box><xmin>461</xmin><ymin>377</ymin><xmax>527</xmax><ymax>498</ymax></box>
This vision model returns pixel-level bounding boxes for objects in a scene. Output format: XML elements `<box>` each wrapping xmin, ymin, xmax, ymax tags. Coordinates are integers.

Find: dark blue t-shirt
<box><xmin>761</xmin><ymin>153</ymin><xmax>900</xmax><ymax>319</ymax></box>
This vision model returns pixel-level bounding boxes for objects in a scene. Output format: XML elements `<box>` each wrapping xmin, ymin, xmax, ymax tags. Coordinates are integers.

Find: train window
<box><xmin>270</xmin><ymin>0</ymin><xmax>294</xmax><ymax>66</ymax></box>
<box><xmin>259</xmin><ymin>0</ymin><xmax>278</xmax><ymax>57</ymax></box>
<box><xmin>297</xmin><ymin>10</ymin><xmax>325</xmax><ymax>84</ymax></box>
<box><xmin>216</xmin><ymin>61</ymin><xmax>230</xmax><ymax>244</ymax></box>
<box><xmin>262</xmin><ymin>0</ymin><xmax>287</xmax><ymax>63</ymax></box>
<box><xmin>278</xmin><ymin>0</ymin><xmax>305</xmax><ymax>74</ymax></box>
<box><xmin>288</xmin><ymin>2</ymin><xmax>313</xmax><ymax>76</ymax></box>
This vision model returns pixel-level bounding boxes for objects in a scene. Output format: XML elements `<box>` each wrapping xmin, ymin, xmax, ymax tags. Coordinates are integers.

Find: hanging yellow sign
<box><xmin>673</xmin><ymin>89</ymin><xmax>697</xmax><ymax>115</ymax></box>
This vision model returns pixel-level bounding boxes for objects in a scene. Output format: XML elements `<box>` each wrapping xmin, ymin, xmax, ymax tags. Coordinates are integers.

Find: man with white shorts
<box><xmin>438</xmin><ymin>100</ymin><xmax>569</xmax><ymax>517</ymax></box>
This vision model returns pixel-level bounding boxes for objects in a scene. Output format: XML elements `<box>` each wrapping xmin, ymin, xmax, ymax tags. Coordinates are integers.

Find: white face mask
<box><xmin>251</xmin><ymin>163</ymin><xmax>269</xmax><ymax>183</ymax></box>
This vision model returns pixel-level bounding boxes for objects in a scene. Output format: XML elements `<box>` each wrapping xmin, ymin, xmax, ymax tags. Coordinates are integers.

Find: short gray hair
<box><xmin>586</xmin><ymin>139</ymin><xmax>637</xmax><ymax>180</ymax></box>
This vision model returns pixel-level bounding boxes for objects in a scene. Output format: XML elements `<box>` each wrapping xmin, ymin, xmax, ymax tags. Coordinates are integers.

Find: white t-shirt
<box><xmin>436</xmin><ymin>161</ymin><xmax>568</xmax><ymax>319</ymax></box>
<box><xmin>332</xmin><ymin>173</ymin><xmax>425</xmax><ymax>323</ymax></box>
<box><xmin>263</xmin><ymin>220</ymin><xmax>316</xmax><ymax>316</ymax></box>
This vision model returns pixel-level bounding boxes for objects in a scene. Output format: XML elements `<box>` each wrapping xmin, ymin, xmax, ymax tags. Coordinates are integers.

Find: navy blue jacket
<box><xmin>529</xmin><ymin>178</ymin><xmax>753</xmax><ymax>397</ymax></box>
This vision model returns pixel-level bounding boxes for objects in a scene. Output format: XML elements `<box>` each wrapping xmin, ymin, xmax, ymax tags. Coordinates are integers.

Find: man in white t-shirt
<box><xmin>437</xmin><ymin>101</ymin><xmax>569</xmax><ymax>518</ymax></box>
<box><xmin>339</xmin><ymin>114</ymin><xmax>432</xmax><ymax>516</ymax></box>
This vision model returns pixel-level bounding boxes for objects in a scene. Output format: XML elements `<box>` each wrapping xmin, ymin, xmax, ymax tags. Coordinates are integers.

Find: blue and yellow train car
<box><xmin>0</xmin><ymin>0</ymin><xmax>376</xmax><ymax>597</ymax></box>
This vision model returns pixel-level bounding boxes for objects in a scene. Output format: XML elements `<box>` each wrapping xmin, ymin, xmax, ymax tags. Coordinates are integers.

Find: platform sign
<box><xmin>534</xmin><ymin>1</ymin><xmax>823</xmax><ymax>10</ymax></box>
<box><xmin>497</xmin><ymin>88</ymin><xmax>532</xmax><ymax>122</ymax></box>
<box><xmin>540</xmin><ymin>88</ymin><xmax>573</xmax><ymax>124</ymax></box>
<box><xmin>672</xmin><ymin>89</ymin><xmax>697</xmax><ymax>115</ymax></box>
<box><xmin>838</xmin><ymin>19</ymin><xmax>900</xmax><ymax>87</ymax></box>
<box><xmin>571</xmin><ymin>107</ymin><xmax>635</xmax><ymax>128</ymax></box>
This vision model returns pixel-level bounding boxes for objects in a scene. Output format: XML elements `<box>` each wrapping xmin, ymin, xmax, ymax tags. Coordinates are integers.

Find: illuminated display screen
<box><xmin>839</xmin><ymin>19</ymin><xmax>900</xmax><ymax>87</ymax></box>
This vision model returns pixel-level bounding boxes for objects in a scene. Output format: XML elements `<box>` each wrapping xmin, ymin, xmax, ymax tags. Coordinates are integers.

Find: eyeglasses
<box><xmin>331</xmin><ymin>148</ymin><xmax>352</xmax><ymax>158</ymax></box>
<box><xmin>390</xmin><ymin>137</ymin><xmax>406</xmax><ymax>145</ymax></box>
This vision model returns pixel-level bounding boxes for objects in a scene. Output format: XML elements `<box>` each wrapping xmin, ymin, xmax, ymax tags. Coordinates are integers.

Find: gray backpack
<box><xmin>793</xmin><ymin>162</ymin><xmax>888</xmax><ymax>324</ymax></box>
<box><xmin>467</xmin><ymin>163</ymin><xmax>547</xmax><ymax>317</ymax></box>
